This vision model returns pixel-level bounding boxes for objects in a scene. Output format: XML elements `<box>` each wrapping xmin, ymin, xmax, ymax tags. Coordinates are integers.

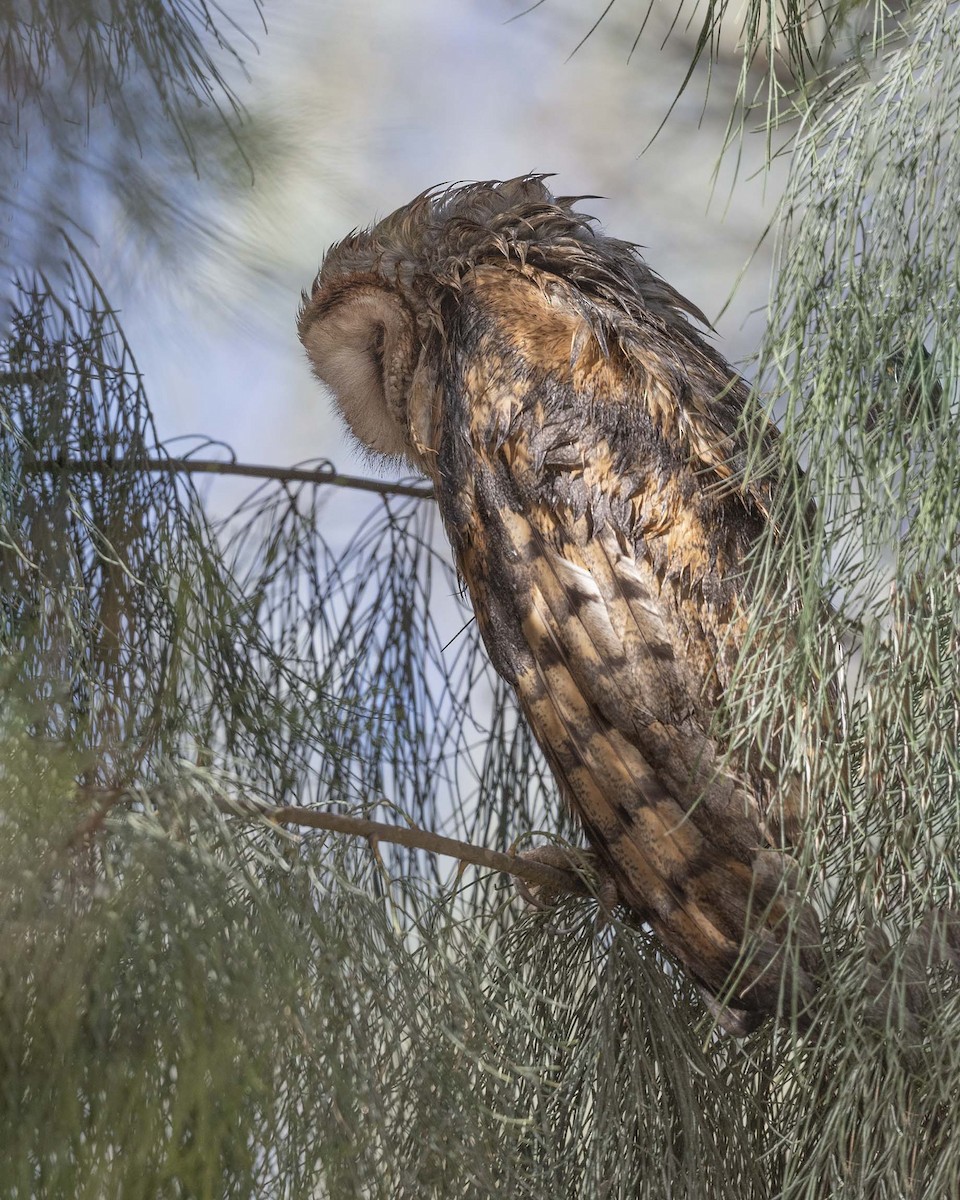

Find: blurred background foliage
<box><xmin>1</xmin><ymin>0</ymin><xmax>959</xmax><ymax>1196</ymax></box>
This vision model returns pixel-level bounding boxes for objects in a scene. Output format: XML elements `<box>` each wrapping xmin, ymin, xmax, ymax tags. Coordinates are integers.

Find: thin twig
<box><xmin>72</xmin><ymin>787</ymin><xmax>590</xmax><ymax>897</ymax></box>
<box><xmin>239</xmin><ymin>799</ymin><xmax>589</xmax><ymax>894</ymax></box>
<box><xmin>23</xmin><ymin>456</ymin><xmax>435</xmax><ymax>501</ymax></box>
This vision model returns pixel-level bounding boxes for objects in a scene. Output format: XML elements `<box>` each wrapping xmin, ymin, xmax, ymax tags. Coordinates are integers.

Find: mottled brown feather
<box><xmin>437</xmin><ymin>271</ymin><xmax>815</xmax><ymax>1019</ymax></box>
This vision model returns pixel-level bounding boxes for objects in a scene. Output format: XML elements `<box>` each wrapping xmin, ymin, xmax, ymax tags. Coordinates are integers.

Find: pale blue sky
<box><xmin>93</xmin><ymin>0</ymin><xmax>786</xmax><ymax>488</ymax></box>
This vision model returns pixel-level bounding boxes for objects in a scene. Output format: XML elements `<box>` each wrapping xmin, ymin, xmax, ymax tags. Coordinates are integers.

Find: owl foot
<box><xmin>511</xmin><ymin>844</ymin><xmax>620</xmax><ymax>931</ymax></box>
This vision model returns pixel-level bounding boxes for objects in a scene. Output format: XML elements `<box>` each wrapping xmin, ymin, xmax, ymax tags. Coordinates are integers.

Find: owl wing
<box><xmin>432</xmin><ymin>266</ymin><xmax>817</xmax><ymax>1027</ymax></box>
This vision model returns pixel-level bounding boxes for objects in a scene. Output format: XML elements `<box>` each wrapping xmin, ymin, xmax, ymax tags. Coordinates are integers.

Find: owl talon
<box><xmin>512</xmin><ymin>845</ymin><xmax>620</xmax><ymax>917</ymax></box>
<box><xmin>595</xmin><ymin>874</ymin><xmax>620</xmax><ymax>929</ymax></box>
<box><xmin>513</xmin><ymin>872</ymin><xmax>552</xmax><ymax>911</ymax></box>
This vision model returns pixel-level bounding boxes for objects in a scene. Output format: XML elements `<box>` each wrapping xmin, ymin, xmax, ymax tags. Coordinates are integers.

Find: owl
<box><xmin>298</xmin><ymin>175</ymin><xmax>821</xmax><ymax>1034</ymax></box>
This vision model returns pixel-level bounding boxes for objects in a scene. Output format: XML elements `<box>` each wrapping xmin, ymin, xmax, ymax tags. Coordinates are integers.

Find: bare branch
<box><xmin>74</xmin><ymin>787</ymin><xmax>590</xmax><ymax>897</ymax></box>
<box><xmin>23</xmin><ymin>456</ymin><xmax>435</xmax><ymax>501</ymax></box>
<box><xmin>254</xmin><ymin>801</ymin><xmax>588</xmax><ymax>894</ymax></box>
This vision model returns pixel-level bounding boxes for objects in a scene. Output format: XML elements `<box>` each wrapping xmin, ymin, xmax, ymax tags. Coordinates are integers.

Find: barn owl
<box><xmin>298</xmin><ymin>175</ymin><xmax>821</xmax><ymax>1034</ymax></box>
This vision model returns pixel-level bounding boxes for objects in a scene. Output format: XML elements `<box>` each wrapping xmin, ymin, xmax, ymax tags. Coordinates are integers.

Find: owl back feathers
<box><xmin>432</xmin><ymin>267</ymin><xmax>817</xmax><ymax>1029</ymax></box>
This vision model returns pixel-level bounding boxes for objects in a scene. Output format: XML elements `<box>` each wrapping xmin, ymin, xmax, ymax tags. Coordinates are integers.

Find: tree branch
<box><xmin>23</xmin><ymin>455</ymin><xmax>435</xmax><ymax>501</ymax></box>
<box><xmin>73</xmin><ymin>788</ymin><xmax>591</xmax><ymax>898</ymax></box>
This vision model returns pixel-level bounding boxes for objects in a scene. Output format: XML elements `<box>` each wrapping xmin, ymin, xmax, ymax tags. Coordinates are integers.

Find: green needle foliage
<box><xmin>2</xmin><ymin>2</ymin><xmax>960</xmax><ymax>1198</ymax></box>
<box><xmin>730</xmin><ymin>4</ymin><xmax>960</xmax><ymax>1193</ymax></box>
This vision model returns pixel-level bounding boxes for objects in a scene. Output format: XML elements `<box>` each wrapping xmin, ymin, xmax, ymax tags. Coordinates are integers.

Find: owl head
<box><xmin>297</xmin><ymin>175</ymin><xmax>712</xmax><ymax>469</ymax></box>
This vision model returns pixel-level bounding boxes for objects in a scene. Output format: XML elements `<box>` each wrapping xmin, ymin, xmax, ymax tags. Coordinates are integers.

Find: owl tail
<box><xmin>630</xmin><ymin>845</ymin><xmax>824</xmax><ymax>1036</ymax></box>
